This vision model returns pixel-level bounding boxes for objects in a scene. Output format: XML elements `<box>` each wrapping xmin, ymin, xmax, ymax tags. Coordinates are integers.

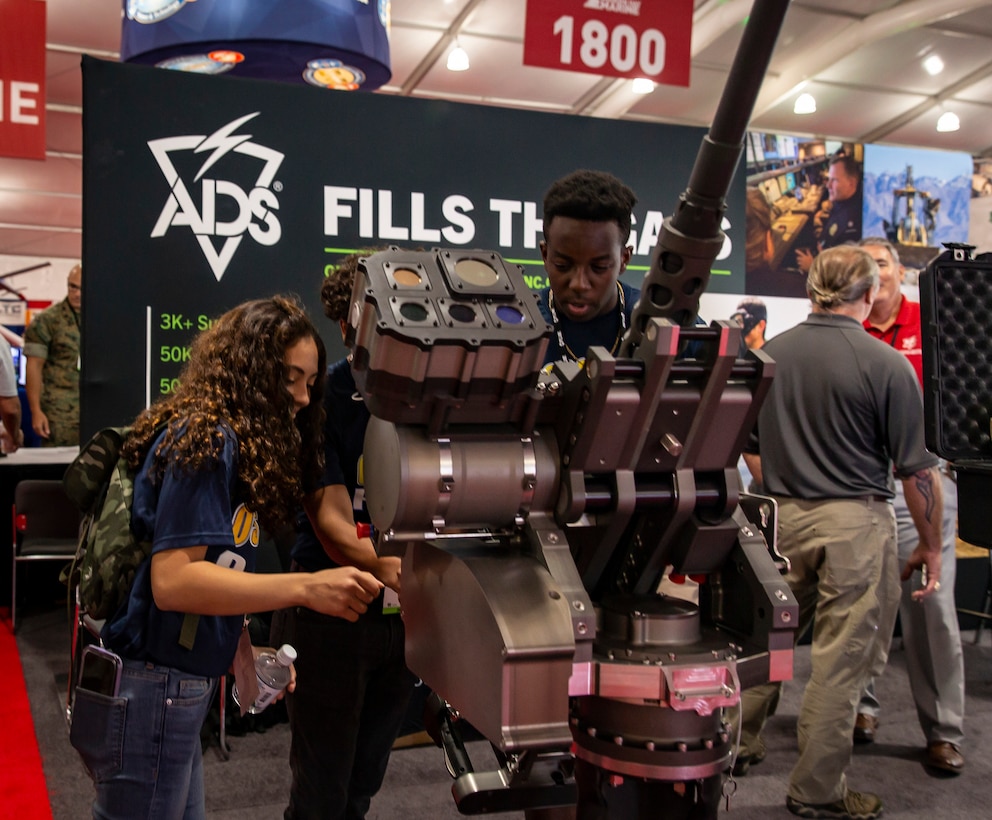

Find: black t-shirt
<box><xmin>291</xmin><ymin>358</ymin><xmax>369</xmax><ymax>572</ymax></box>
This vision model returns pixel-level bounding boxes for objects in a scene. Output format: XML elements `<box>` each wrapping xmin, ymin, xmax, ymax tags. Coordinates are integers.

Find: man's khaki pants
<box><xmin>737</xmin><ymin>496</ymin><xmax>898</xmax><ymax>805</ymax></box>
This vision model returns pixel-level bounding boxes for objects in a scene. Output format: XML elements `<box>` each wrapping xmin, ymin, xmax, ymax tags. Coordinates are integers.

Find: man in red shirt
<box><xmin>857</xmin><ymin>237</ymin><xmax>965</xmax><ymax>774</ymax></box>
<box><xmin>862</xmin><ymin>241</ymin><xmax>923</xmax><ymax>380</ymax></box>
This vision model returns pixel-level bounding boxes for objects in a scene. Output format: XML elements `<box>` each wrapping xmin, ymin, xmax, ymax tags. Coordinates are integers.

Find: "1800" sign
<box><xmin>523</xmin><ymin>0</ymin><xmax>693</xmax><ymax>87</ymax></box>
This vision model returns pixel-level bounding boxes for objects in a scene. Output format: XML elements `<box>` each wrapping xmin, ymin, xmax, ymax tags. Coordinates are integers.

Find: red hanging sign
<box><xmin>524</xmin><ymin>0</ymin><xmax>693</xmax><ymax>87</ymax></box>
<box><xmin>0</xmin><ymin>0</ymin><xmax>47</xmax><ymax>160</ymax></box>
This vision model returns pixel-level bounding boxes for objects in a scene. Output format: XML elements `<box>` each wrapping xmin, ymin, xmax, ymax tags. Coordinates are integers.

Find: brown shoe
<box><xmin>853</xmin><ymin>714</ymin><xmax>878</xmax><ymax>745</ymax></box>
<box><xmin>786</xmin><ymin>790</ymin><xmax>883</xmax><ymax>820</ymax></box>
<box><xmin>926</xmin><ymin>741</ymin><xmax>964</xmax><ymax>774</ymax></box>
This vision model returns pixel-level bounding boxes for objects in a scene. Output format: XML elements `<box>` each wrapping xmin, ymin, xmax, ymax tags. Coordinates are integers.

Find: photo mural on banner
<box><xmin>862</xmin><ymin>143</ymin><xmax>972</xmax><ymax>275</ymax></box>
<box><xmin>82</xmin><ymin>57</ymin><xmax>746</xmax><ymax>439</ymax></box>
<box><xmin>735</xmin><ymin>135</ymin><xmax>975</xmax><ymax>351</ymax></box>
<box><xmin>744</xmin><ymin>133</ymin><xmax>863</xmax><ymax>300</ymax></box>
<box><xmin>971</xmin><ymin>158</ymin><xmax>992</xmax><ymax>254</ymax></box>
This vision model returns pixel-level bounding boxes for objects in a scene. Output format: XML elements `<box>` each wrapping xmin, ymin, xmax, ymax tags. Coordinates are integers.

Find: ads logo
<box><xmin>148</xmin><ymin>112</ymin><xmax>284</xmax><ymax>281</ymax></box>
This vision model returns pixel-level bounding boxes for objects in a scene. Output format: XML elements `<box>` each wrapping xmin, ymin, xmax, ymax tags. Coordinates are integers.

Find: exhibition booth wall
<box><xmin>0</xmin><ymin>56</ymin><xmax>983</xmax><ymax>437</ymax></box>
<box><xmin>79</xmin><ymin>56</ymin><xmax>745</xmax><ymax>440</ymax></box>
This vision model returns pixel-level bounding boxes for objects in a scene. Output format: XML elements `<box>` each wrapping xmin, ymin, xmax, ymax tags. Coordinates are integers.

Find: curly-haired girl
<box><xmin>74</xmin><ymin>295</ymin><xmax>382</xmax><ymax>819</ymax></box>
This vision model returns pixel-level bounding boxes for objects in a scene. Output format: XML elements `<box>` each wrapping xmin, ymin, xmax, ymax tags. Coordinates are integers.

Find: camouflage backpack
<box><xmin>61</xmin><ymin>427</ymin><xmax>147</xmax><ymax>622</ymax></box>
<box><xmin>61</xmin><ymin>426</ymin><xmax>199</xmax><ymax>645</ymax></box>
<box><xmin>62</xmin><ymin>427</ymin><xmax>199</xmax><ymax>649</ymax></box>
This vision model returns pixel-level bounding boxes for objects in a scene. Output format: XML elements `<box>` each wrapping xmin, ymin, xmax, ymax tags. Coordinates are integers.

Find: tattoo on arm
<box><xmin>912</xmin><ymin>468</ymin><xmax>936</xmax><ymax>523</ymax></box>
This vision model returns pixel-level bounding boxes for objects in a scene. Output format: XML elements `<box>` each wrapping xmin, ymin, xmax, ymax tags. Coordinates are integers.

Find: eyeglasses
<box><xmin>730</xmin><ymin>309</ymin><xmax>761</xmax><ymax>334</ymax></box>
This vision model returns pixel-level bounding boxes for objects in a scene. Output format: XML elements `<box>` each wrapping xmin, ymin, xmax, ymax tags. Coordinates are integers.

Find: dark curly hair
<box><xmin>123</xmin><ymin>295</ymin><xmax>327</xmax><ymax>533</ymax></box>
<box><xmin>320</xmin><ymin>250</ymin><xmax>380</xmax><ymax>323</ymax></box>
<box><xmin>542</xmin><ymin>169</ymin><xmax>638</xmax><ymax>242</ymax></box>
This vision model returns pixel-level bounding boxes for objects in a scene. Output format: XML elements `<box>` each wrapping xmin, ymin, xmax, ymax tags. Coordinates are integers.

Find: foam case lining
<box><xmin>919</xmin><ymin>246</ymin><xmax>992</xmax><ymax>461</ymax></box>
<box><xmin>919</xmin><ymin>244</ymin><xmax>992</xmax><ymax>549</ymax></box>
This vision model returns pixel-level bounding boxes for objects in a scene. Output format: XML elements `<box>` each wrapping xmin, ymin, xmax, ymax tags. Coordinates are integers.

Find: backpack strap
<box><xmin>179</xmin><ymin>613</ymin><xmax>200</xmax><ymax>651</ymax></box>
<box><xmin>132</xmin><ymin>425</ymin><xmax>202</xmax><ymax>652</ymax></box>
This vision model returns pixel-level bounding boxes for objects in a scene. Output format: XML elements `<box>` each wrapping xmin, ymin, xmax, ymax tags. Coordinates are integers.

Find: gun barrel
<box><xmin>623</xmin><ymin>0</ymin><xmax>792</xmax><ymax>356</ymax></box>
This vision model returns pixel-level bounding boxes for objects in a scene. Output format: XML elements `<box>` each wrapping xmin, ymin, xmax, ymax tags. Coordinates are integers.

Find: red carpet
<box><xmin>0</xmin><ymin>619</ymin><xmax>53</xmax><ymax>820</ymax></box>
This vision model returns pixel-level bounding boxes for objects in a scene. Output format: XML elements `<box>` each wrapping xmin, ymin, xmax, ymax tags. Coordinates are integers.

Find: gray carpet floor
<box><xmin>13</xmin><ymin>604</ymin><xmax>992</xmax><ymax>819</ymax></box>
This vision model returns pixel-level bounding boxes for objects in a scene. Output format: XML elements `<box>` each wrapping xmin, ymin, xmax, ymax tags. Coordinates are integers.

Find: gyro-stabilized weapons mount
<box><xmin>349</xmin><ymin>1</ymin><xmax>797</xmax><ymax>817</ymax></box>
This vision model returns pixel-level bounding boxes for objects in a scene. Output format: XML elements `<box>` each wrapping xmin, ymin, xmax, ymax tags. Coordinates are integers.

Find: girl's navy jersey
<box><xmin>102</xmin><ymin>425</ymin><xmax>258</xmax><ymax>678</ymax></box>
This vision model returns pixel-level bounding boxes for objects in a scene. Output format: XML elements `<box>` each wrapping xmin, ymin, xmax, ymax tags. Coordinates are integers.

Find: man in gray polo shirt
<box><xmin>739</xmin><ymin>245</ymin><xmax>943</xmax><ymax>820</ymax></box>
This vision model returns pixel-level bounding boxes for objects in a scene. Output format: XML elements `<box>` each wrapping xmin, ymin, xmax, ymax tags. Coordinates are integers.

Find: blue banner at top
<box><xmin>121</xmin><ymin>0</ymin><xmax>391</xmax><ymax>90</ymax></box>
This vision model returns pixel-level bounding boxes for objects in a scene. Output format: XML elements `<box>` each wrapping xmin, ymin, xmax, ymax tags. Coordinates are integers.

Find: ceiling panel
<box><xmin>44</xmin><ymin>111</ymin><xmax>82</xmax><ymax>156</ymax></box>
<box><xmin>462</xmin><ymin>0</ymin><xmax>527</xmax><ymax>40</ymax></box>
<box><xmin>791</xmin><ymin>0</ymin><xmax>903</xmax><ymax>15</ymax></box>
<box><xmin>412</xmin><ymin>34</ymin><xmax>601</xmax><ymax>108</ymax></box>
<box><xmin>690</xmin><ymin>23</ymin><xmax>745</xmax><ymax>73</ymax></box>
<box><xmin>0</xmin><ymin>190</ymin><xmax>81</xmax><ymax>229</ymax></box>
<box><xmin>390</xmin><ymin>0</ymin><xmax>463</xmax><ymax>30</ymax></box>
<box><xmin>378</xmin><ymin>25</ymin><xmax>444</xmax><ymax>89</ymax></box>
<box><xmin>950</xmin><ymin>70</ymin><xmax>992</xmax><ymax>105</ymax></box>
<box><xmin>761</xmin><ymin>6</ymin><xmax>865</xmax><ymax>76</ymax></box>
<box><xmin>46</xmin><ymin>0</ymin><xmax>122</xmax><ymax>53</ymax></box>
<box><xmin>883</xmin><ymin>98</ymin><xmax>992</xmax><ymax>155</ymax></box>
<box><xmin>816</xmin><ymin>28</ymin><xmax>992</xmax><ymax>95</ymax></box>
<box><xmin>0</xmin><ymin>157</ymin><xmax>82</xmax><ymax>196</ymax></box>
<box><xmin>0</xmin><ymin>227</ymin><xmax>82</xmax><ymax>260</ymax></box>
<box><xmin>45</xmin><ymin>50</ymin><xmax>85</xmax><ymax>108</ymax></box>
<box><xmin>753</xmin><ymin>83</ymin><xmax>931</xmax><ymax>142</ymax></box>
<box><xmin>627</xmin><ymin>65</ymin><xmax>732</xmax><ymax>124</ymax></box>
<box><xmin>932</xmin><ymin>6</ymin><xmax>992</xmax><ymax>38</ymax></box>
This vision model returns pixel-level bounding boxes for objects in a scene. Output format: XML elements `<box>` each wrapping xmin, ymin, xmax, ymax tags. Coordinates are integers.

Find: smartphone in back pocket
<box><xmin>78</xmin><ymin>645</ymin><xmax>123</xmax><ymax>697</ymax></box>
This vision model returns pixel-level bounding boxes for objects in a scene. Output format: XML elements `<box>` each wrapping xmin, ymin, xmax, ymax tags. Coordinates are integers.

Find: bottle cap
<box><xmin>275</xmin><ymin>644</ymin><xmax>298</xmax><ymax>665</ymax></box>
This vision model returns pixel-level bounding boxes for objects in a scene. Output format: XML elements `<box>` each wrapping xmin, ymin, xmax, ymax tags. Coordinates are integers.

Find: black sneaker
<box><xmin>786</xmin><ymin>790</ymin><xmax>883</xmax><ymax>820</ymax></box>
<box><xmin>732</xmin><ymin>744</ymin><xmax>766</xmax><ymax>776</ymax></box>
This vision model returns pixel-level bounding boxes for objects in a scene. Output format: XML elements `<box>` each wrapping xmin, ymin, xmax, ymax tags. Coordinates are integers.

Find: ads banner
<box><xmin>82</xmin><ymin>57</ymin><xmax>745</xmax><ymax>438</ymax></box>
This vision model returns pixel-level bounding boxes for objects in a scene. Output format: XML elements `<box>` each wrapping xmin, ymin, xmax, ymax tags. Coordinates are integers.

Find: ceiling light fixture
<box><xmin>632</xmin><ymin>77</ymin><xmax>655</xmax><ymax>94</ymax></box>
<box><xmin>923</xmin><ymin>54</ymin><xmax>945</xmax><ymax>76</ymax></box>
<box><xmin>447</xmin><ymin>42</ymin><xmax>469</xmax><ymax>72</ymax></box>
<box><xmin>793</xmin><ymin>92</ymin><xmax>816</xmax><ymax>114</ymax></box>
<box><xmin>936</xmin><ymin>111</ymin><xmax>960</xmax><ymax>132</ymax></box>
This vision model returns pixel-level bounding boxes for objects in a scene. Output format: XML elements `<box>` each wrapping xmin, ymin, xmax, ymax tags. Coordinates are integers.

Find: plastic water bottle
<box><xmin>233</xmin><ymin>644</ymin><xmax>297</xmax><ymax>714</ymax></box>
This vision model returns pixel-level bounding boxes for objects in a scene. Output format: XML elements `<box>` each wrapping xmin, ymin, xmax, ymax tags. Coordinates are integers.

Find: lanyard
<box><xmin>547</xmin><ymin>282</ymin><xmax>626</xmax><ymax>362</ymax></box>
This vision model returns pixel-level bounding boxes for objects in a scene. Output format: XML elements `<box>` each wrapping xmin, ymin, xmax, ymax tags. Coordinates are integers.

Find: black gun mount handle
<box><xmin>622</xmin><ymin>0</ymin><xmax>793</xmax><ymax>356</ymax></box>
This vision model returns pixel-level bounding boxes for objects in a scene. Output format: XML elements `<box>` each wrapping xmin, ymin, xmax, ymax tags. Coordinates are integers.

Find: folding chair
<box><xmin>10</xmin><ymin>479</ymin><xmax>79</xmax><ymax>633</ymax></box>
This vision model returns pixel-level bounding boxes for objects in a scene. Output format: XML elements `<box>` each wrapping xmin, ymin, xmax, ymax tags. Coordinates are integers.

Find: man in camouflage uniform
<box><xmin>24</xmin><ymin>263</ymin><xmax>81</xmax><ymax>446</ymax></box>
